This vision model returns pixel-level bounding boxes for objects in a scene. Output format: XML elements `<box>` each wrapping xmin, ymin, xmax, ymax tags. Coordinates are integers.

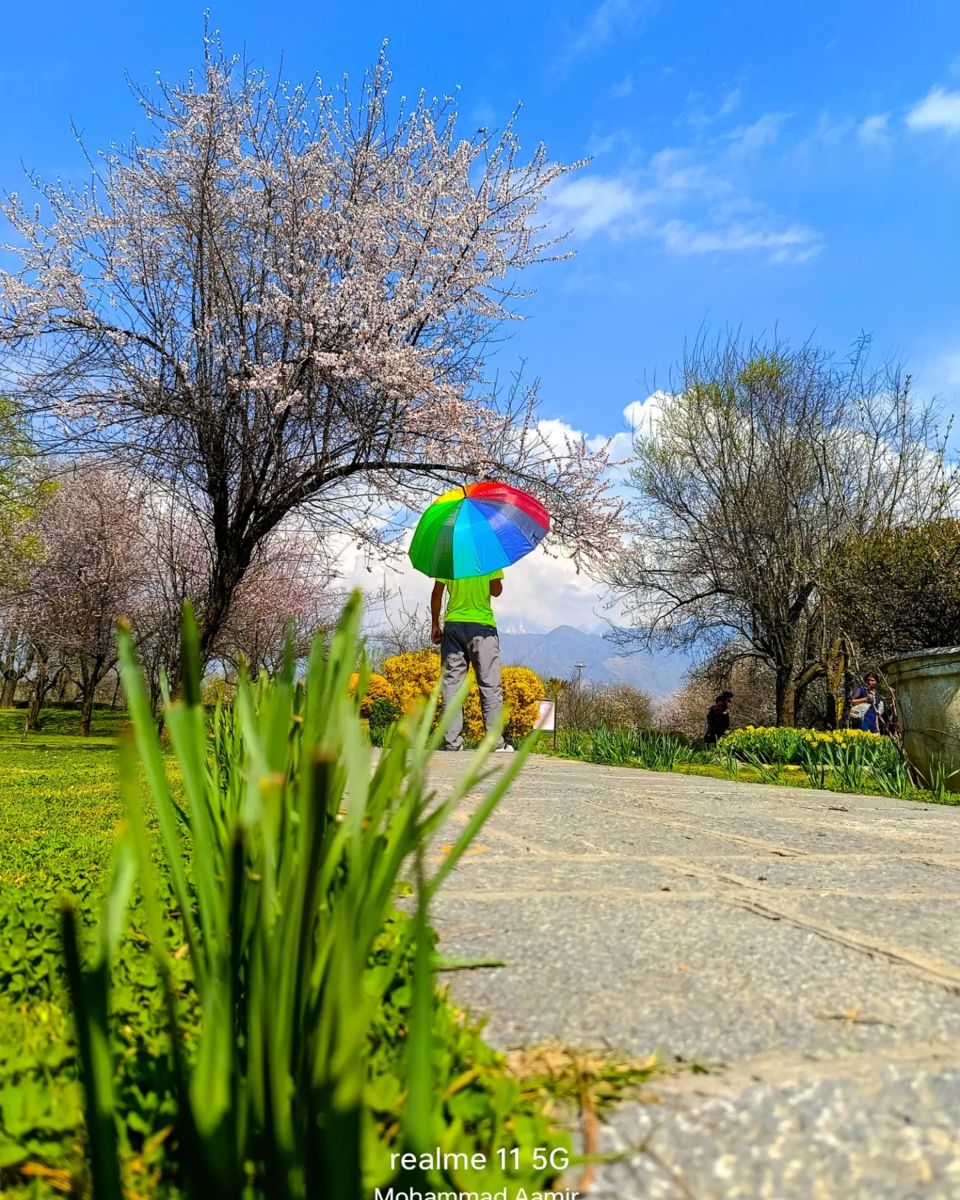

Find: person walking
<box><xmin>431</xmin><ymin>570</ymin><xmax>514</xmax><ymax>751</ymax></box>
<box><xmin>704</xmin><ymin>691</ymin><xmax>734</xmax><ymax>745</ymax></box>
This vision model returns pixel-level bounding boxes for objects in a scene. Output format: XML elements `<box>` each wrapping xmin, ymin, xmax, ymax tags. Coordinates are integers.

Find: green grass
<box><xmin>0</xmin><ymin>705</ymin><xmax>130</xmax><ymax>740</ymax></box>
<box><xmin>0</xmin><ymin>683</ymin><xmax>570</xmax><ymax>1196</ymax></box>
<box><xmin>543</xmin><ymin>724</ymin><xmax>960</xmax><ymax>805</ymax></box>
<box><xmin>0</xmin><ymin>733</ymin><xmax>131</xmax><ymax>1193</ymax></box>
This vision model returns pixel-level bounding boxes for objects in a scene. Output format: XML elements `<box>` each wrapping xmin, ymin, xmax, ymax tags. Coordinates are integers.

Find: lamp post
<box><xmin>572</xmin><ymin>663</ymin><xmax>586</xmax><ymax>734</ymax></box>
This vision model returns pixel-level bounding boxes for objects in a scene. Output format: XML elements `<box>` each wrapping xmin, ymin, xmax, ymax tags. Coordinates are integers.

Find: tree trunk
<box><xmin>824</xmin><ymin>637</ymin><xmax>847</xmax><ymax>729</ymax></box>
<box><xmin>162</xmin><ymin>537</ymin><xmax>255</xmax><ymax>697</ymax></box>
<box><xmin>79</xmin><ymin>688</ymin><xmax>96</xmax><ymax>737</ymax></box>
<box><xmin>1</xmin><ymin>630</ymin><xmax>19</xmax><ymax>707</ymax></box>
<box><xmin>200</xmin><ymin>541</ymin><xmax>255</xmax><ymax>660</ymax></box>
<box><xmin>77</xmin><ymin>658</ymin><xmax>105</xmax><ymax>736</ymax></box>
<box><xmin>775</xmin><ymin>665</ymin><xmax>796</xmax><ymax>727</ymax></box>
<box><xmin>24</xmin><ymin>669</ymin><xmax>47</xmax><ymax>733</ymax></box>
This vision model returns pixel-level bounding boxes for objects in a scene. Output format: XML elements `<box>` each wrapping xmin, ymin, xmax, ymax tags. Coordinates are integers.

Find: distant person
<box><xmin>850</xmin><ymin>672</ymin><xmax>884</xmax><ymax>733</ymax></box>
<box><xmin>705</xmin><ymin>691</ymin><xmax>734</xmax><ymax>745</ymax></box>
<box><xmin>431</xmin><ymin>570</ymin><xmax>513</xmax><ymax>752</ymax></box>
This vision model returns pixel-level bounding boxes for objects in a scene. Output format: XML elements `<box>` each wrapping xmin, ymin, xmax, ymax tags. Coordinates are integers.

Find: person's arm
<box><xmin>490</xmin><ymin>578</ymin><xmax>503</xmax><ymax>598</ymax></box>
<box><xmin>430</xmin><ymin>582</ymin><xmax>445</xmax><ymax>644</ymax></box>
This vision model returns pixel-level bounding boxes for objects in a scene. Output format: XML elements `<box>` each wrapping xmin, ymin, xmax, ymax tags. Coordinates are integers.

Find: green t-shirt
<box><xmin>441</xmin><ymin>571</ymin><xmax>503</xmax><ymax>626</ymax></box>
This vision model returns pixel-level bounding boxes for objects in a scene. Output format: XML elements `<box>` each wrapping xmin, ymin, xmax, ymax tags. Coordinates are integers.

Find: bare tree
<box><xmin>365</xmin><ymin>581</ymin><xmax>435</xmax><ymax>663</ymax></box>
<box><xmin>659</xmin><ymin>655</ymin><xmax>777</xmax><ymax>737</ymax></box>
<box><xmin>610</xmin><ymin>334</ymin><xmax>958</xmax><ymax>725</ymax></box>
<box><xmin>0</xmin><ymin>41</ymin><xmax>621</xmax><ymax>668</ymax></box>
<box><xmin>557</xmin><ymin>680</ymin><xmax>654</xmax><ymax>733</ymax></box>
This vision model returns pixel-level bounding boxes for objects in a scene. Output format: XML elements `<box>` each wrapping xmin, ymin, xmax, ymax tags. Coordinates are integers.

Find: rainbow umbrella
<box><xmin>408</xmin><ymin>481</ymin><xmax>550</xmax><ymax>579</ymax></box>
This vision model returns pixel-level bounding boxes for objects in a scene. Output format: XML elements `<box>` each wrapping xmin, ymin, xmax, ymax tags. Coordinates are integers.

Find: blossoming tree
<box><xmin>12</xmin><ymin>464</ymin><xmax>147</xmax><ymax>734</ymax></box>
<box><xmin>0</xmin><ymin>41</ymin><xmax>621</xmax><ymax>661</ymax></box>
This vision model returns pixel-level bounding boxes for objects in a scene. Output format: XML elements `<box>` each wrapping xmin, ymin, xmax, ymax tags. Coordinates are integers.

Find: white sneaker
<box><xmin>494</xmin><ymin>744</ymin><xmax>516</xmax><ymax>753</ymax></box>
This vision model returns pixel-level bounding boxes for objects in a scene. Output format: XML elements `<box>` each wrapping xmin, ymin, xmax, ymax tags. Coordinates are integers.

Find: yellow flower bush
<box><xmin>347</xmin><ymin>671</ymin><xmax>395</xmax><ymax>718</ymax></box>
<box><xmin>463</xmin><ymin>665</ymin><xmax>545</xmax><ymax>743</ymax></box>
<box><xmin>381</xmin><ymin>652</ymin><xmax>545</xmax><ymax>742</ymax></box>
<box><xmin>721</xmin><ymin>724</ymin><xmax>897</xmax><ymax>769</ymax></box>
<box><xmin>381</xmin><ymin>650</ymin><xmax>442</xmax><ymax>714</ymax></box>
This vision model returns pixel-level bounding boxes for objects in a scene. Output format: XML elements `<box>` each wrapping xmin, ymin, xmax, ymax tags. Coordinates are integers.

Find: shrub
<box><xmin>583</xmin><ymin>722</ymin><xmax>639</xmax><ymax>765</ymax></box>
<box><xmin>720</xmin><ymin>725</ymin><xmax>899</xmax><ymax>769</ymax></box>
<box><xmin>348</xmin><ymin>670</ymin><xmax>396</xmax><ymax>717</ymax></box>
<box><xmin>502</xmin><ymin>666</ymin><xmax>546</xmax><ymax>742</ymax></box>
<box><xmin>554</xmin><ymin>729</ymin><xmax>590</xmax><ymax>758</ymax></box>
<box><xmin>368</xmin><ymin>695</ymin><xmax>402</xmax><ymax>746</ymax></box>
<box><xmin>382</xmin><ymin>649</ymin><xmax>441</xmax><ymax>714</ymax></box>
<box><xmin>553</xmin><ymin>725</ymin><xmax>693</xmax><ymax>770</ymax></box>
<box><xmin>558</xmin><ymin>681</ymin><xmax>654</xmax><ymax>734</ymax></box>
<box><xmin>384</xmin><ymin>651</ymin><xmax>545</xmax><ymax>744</ymax></box>
<box><xmin>643</xmin><ymin>728</ymin><xmax>694</xmax><ymax>749</ymax></box>
<box><xmin>463</xmin><ymin>665</ymin><xmax>545</xmax><ymax>744</ymax></box>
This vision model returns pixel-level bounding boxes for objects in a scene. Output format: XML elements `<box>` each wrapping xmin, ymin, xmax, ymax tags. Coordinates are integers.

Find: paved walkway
<box><xmin>429</xmin><ymin>755</ymin><xmax>960</xmax><ymax>1199</ymax></box>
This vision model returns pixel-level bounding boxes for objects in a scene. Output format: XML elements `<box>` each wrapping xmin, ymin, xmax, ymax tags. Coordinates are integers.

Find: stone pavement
<box><xmin>428</xmin><ymin>754</ymin><xmax>960</xmax><ymax>1199</ymax></box>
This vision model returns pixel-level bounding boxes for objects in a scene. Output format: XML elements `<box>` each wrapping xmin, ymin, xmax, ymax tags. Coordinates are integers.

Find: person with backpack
<box><xmin>850</xmin><ymin>673</ymin><xmax>884</xmax><ymax>732</ymax></box>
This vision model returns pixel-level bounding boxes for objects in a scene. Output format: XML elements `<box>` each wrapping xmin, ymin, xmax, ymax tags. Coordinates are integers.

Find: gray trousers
<box><xmin>440</xmin><ymin>622</ymin><xmax>503</xmax><ymax>749</ymax></box>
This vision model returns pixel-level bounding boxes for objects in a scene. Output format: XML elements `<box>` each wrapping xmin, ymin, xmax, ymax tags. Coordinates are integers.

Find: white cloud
<box><xmin>333</xmin><ymin>505</ymin><xmax>617</xmax><ymax>635</ymax></box>
<box><xmin>558</xmin><ymin>268</ymin><xmax>642</xmax><ymax>296</ymax></box>
<box><xmin>586</xmin><ymin>126</ymin><xmax>634</xmax><ymax>157</ymax></box>
<box><xmin>686</xmin><ymin>87</ymin><xmax>743</xmax><ymax>127</ymax></box>
<box><xmin>492</xmin><ymin>546</ymin><xmax>616</xmax><ymax>630</ymax></box>
<box><xmin>942</xmin><ymin>352</ymin><xmax>960</xmax><ymax>388</ymax></box>
<box><xmin>546</xmin><ymin>139</ymin><xmax>821</xmax><ymax>264</ymax></box>
<box><xmin>623</xmin><ymin>391</ymin><xmax>671</xmax><ymax>439</ymax></box>
<box><xmin>470</xmin><ymin>99</ymin><xmax>497</xmax><ymax>130</ymax></box>
<box><xmin>661</xmin><ymin>218</ymin><xmax>822</xmax><ymax>263</ymax></box>
<box><xmin>811</xmin><ymin>111</ymin><xmax>857</xmax><ymax>147</ymax></box>
<box><xmin>647</xmin><ymin>147</ymin><xmax>719</xmax><ymax>198</ymax></box>
<box><xmin>726</xmin><ymin>112</ymin><xmax>789</xmax><ymax>157</ymax></box>
<box><xmin>561</xmin><ymin>0</ymin><xmax>654</xmax><ymax>65</ymax></box>
<box><xmin>906</xmin><ymin>86</ymin><xmax>960</xmax><ymax>134</ymax></box>
<box><xmin>331</xmin><ymin>532</ymin><xmax>592</xmax><ymax>636</ymax></box>
<box><xmin>922</xmin><ymin>346</ymin><xmax>960</xmax><ymax>399</ymax></box>
<box><xmin>858</xmin><ymin>112</ymin><xmax>891</xmax><ymax>149</ymax></box>
<box><xmin>535</xmin><ymin>416</ymin><xmax>588</xmax><ymax>458</ymax></box>
<box><xmin>545</xmin><ymin>175</ymin><xmax>641</xmax><ymax>236</ymax></box>
<box><xmin>610</xmin><ymin>73</ymin><xmax>636</xmax><ymax>100</ymax></box>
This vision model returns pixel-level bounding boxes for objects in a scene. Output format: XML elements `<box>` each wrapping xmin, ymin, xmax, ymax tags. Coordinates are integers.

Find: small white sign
<box><xmin>535</xmin><ymin>700</ymin><xmax>555</xmax><ymax>731</ymax></box>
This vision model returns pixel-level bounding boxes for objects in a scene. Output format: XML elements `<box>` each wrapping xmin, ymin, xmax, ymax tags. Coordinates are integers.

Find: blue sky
<box><xmin>3</xmin><ymin>0</ymin><xmax>960</xmax><ymax>632</ymax></box>
<box><xmin>3</xmin><ymin>0</ymin><xmax>960</xmax><ymax>444</ymax></box>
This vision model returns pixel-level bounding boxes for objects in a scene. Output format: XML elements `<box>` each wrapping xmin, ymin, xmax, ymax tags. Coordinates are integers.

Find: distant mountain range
<box><xmin>496</xmin><ymin>621</ymin><xmax>689</xmax><ymax>700</ymax></box>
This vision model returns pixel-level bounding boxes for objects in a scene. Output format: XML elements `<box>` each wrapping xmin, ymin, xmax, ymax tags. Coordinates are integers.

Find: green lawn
<box><xmin>0</xmin><ymin>725</ymin><xmax>158</xmax><ymax>1195</ymax></box>
<box><xmin>0</xmin><ymin>705</ymin><xmax>129</xmax><ymax>740</ymax></box>
<box><xmin>0</xmin><ymin>718</ymin><xmax>569</xmax><ymax>1198</ymax></box>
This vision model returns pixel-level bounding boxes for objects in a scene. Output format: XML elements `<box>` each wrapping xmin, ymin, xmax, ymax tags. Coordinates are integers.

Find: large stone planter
<box><xmin>883</xmin><ymin>647</ymin><xmax>960</xmax><ymax>790</ymax></box>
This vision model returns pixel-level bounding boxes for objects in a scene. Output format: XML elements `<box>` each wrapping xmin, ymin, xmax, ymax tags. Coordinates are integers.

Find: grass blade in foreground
<box><xmin>60</xmin><ymin>593</ymin><xmax>564</xmax><ymax>1198</ymax></box>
